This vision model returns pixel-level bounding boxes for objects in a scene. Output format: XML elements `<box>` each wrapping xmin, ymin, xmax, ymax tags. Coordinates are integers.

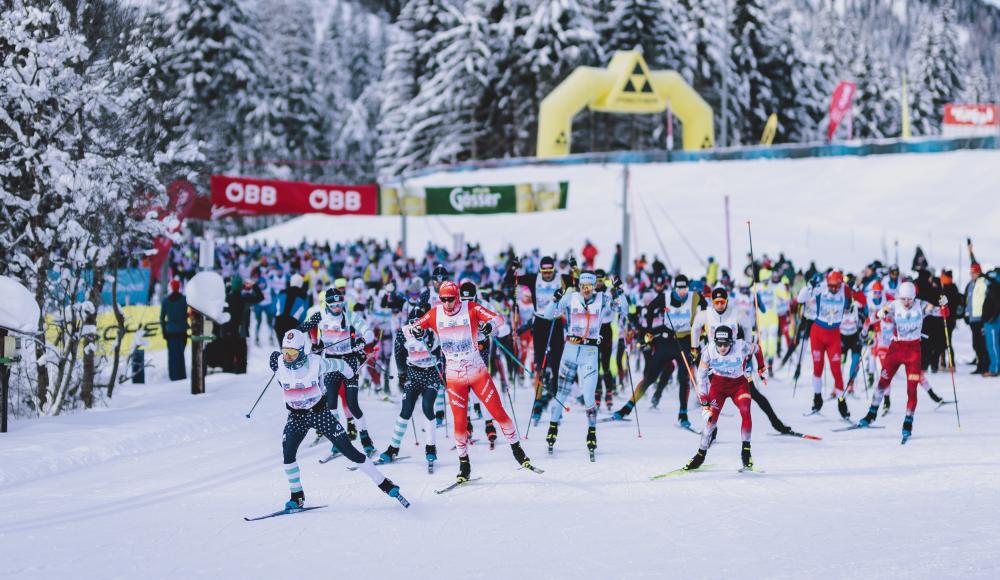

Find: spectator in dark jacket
<box><xmin>159</xmin><ymin>279</ymin><xmax>188</xmax><ymax>381</ymax></box>
<box><xmin>982</xmin><ymin>269</ymin><xmax>1000</xmax><ymax>377</ymax></box>
<box><xmin>916</xmin><ymin>270</ymin><xmax>944</xmax><ymax>373</ymax></box>
<box><xmin>939</xmin><ymin>269</ymin><xmax>963</xmax><ymax>369</ymax></box>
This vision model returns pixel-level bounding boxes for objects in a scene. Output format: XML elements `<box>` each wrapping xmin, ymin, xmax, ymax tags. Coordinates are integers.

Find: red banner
<box><xmin>827</xmin><ymin>81</ymin><xmax>857</xmax><ymax>141</ymax></box>
<box><xmin>150</xmin><ymin>180</ymin><xmax>198</xmax><ymax>281</ymax></box>
<box><xmin>943</xmin><ymin>103</ymin><xmax>998</xmax><ymax>126</ymax></box>
<box><xmin>210</xmin><ymin>175</ymin><xmax>379</xmax><ymax>216</ymax></box>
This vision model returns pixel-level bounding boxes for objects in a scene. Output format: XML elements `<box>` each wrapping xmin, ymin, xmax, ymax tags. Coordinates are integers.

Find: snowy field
<box><xmin>245</xmin><ymin>150</ymin><xmax>1000</xmax><ymax>275</ymax></box>
<box><xmin>2</xmin><ymin>327</ymin><xmax>998</xmax><ymax>579</ymax></box>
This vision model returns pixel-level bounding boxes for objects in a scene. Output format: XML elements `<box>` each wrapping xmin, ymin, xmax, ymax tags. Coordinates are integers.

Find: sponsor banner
<box><xmin>46</xmin><ymin>305</ymin><xmax>167</xmax><ymax>356</ymax></box>
<box><xmin>48</xmin><ymin>268</ymin><xmax>151</xmax><ymax>306</ymax></box>
<box><xmin>210</xmin><ymin>175</ymin><xmax>379</xmax><ymax>216</ymax></box>
<box><xmin>150</xmin><ymin>180</ymin><xmax>198</xmax><ymax>281</ymax></box>
<box><xmin>382</xmin><ymin>182</ymin><xmax>569</xmax><ymax>216</ymax></box>
<box><xmin>827</xmin><ymin>80</ymin><xmax>856</xmax><ymax>141</ymax></box>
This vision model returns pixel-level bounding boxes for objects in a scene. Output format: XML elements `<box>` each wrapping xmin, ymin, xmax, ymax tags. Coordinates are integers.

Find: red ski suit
<box><xmin>409</xmin><ymin>301</ymin><xmax>517</xmax><ymax>456</ymax></box>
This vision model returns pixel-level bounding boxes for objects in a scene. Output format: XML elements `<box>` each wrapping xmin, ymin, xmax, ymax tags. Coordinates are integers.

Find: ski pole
<box><xmin>745</xmin><ymin>221</ymin><xmax>767</xmax><ymax>363</ymax></box>
<box><xmin>942</xmin><ymin>322</ymin><xmax>962</xmax><ymax>430</ymax></box>
<box><xmin>791</xmin><ymin>319</ymin><xmax>810</xmax><ymax>398</ymax></box>
<box><xmin>411</xmin><ymin>417</ymin><xmax>420</xmax><ymax>446</ymax></box>
<box><xmin>246</xmin><ymin>371</ymin><xmax>276</xmax><ymax>419</ymax></box>
<box><xmin>621</xmin><ymin>333</ymin><xmax>643</xmax><ymax>438</ymax></box>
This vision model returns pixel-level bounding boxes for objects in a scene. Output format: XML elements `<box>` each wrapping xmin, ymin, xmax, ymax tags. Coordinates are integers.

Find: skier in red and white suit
<box><xmin>797</xmin><ymin>270</ymin><xmax>855</xmax><ymax>420</ymax></box>
<box><xmin>405</xmin><ymin>281</ymin><xmax>532</xmax><ymax>483</ymax></box>
<box><xmin>856</xmin><ymin>281</ymin><xmax>949</xmax><ymax>440</ymax></box>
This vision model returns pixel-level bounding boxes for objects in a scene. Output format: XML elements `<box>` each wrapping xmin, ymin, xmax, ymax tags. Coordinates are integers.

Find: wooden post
<box><xmin>190</xmin><ymin>312</ymin><xmax>205</xmax><ymax>395</ymax></box>
<box><xmin>1</xmin><ymin>327</ymin><xmax>9</xmax><ymax>433</ymax></box>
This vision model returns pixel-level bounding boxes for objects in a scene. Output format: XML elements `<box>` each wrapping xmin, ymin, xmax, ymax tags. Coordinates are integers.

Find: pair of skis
<box><xmin>649</xmin><ymin>463</ymin><xmax>764</xmax><ymax>480</ymax></box>
<box><xmin>245</xmin><ymin>490</ymin><xmax>412</xmax><ymax>521</ymax></box>
<box><xmin>435</xmin><ymin>463</ymin><xmax>544</xmax><ymax>494</ymax></box>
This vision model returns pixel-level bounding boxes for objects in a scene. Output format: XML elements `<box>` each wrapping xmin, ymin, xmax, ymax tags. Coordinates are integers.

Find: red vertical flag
<box><xmin>149</xmin><ymin>180</ymin><xmax>198</xmax><ymax>282</ymax></box>
<box><xmin>827</xmin><ymin>81</ymin><xmax>857</xmax><ymax>142</ymax></box>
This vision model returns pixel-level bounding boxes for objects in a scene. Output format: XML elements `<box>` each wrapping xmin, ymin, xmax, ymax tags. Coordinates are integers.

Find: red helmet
<box><xmin>438</xmin><ymin>281</ymin><xmax>460</xmax><ymax>313</ymax></box>
<box><xmin>827</xmin><ymin>270</ymin><xmax>844</xmax><ymax>286</ymax></box>
<box><xmin>871</xmin><ymin>280</ymin><xmax>884</xmax><ymax>292</ymax></box>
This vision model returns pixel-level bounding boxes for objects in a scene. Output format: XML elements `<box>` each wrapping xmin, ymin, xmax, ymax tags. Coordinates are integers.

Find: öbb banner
<box><xmin>210</xmin><ymin>175</ymin><xmax>379</xmax><ymax>216</ymax></box>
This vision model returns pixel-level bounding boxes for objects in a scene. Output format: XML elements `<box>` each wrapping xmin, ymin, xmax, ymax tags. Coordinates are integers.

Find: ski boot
<box><xmin>613</xmin><ymin>401</ymin><xmax>635</xmax><ymax>420</ymax></box>
<box><xmin>902</xmin><ymin>415</ymin><xmax>914</xmax><ymax>441</ymax></box>
<box><xmin>456</xmin><ymin>456</ymin><xmax>472</xmax><ymax>483</ymax></box>
<box><xmin>650</xmin><ymin>393</ymin><xmax>661</xmax><ymax>409</ymax></box>
<box><xmin>530</xmin><ymin>401</ymin><xmax>543</xmax><ymax>426</ymax></box>
<box><xmin>684</xmin><ymin>449</ymin><xmax>707</xmax><ymax>471</ymax></box>
<box><xmin>360</xmin><ymin>430</ymin><xmax>376</xmax><ymax>456</ymax></box>
<box><xmin>425</xmin><ymin>444</ymin><xmax>437</xmax><ymax>462</ymax></box>
<box><xmin>510</xmin><ymin>441</ymin><xmax>531</xmax><ymax>468</ymax></box>
<box><xmin>837</xmin><ymin>396</ymin><xmax>851</xmax><ymax>420</ymax></box>
<box><xmin>379</xmin><ymin>445</ymin><xmax>399</xmax><ymax>464</ymax></box>
<box><xmin>546</xmin><ymin>421</ymin><xmax>559</xmax><ymax>454</ymax></box>
<box><xmin>605</xmin><ymin>390</ymin><xmax>614</xmax><ymax>412</ymax></box>
<box><xmin>857</xmin><ymin>406</ymin><xmax>878</xmax><ymax>427</ymax></box>
<box><xmin>435</xmin><ymin>410</ymin><xmax>445</xmax><ymax>426</ymax></box>
<box><xmin>473</xmin><ymin>402</ymin><xmax>483</xmax><ymax>420</ymax></box>
<box><xmin>285</xmin><ymin>490</ymin><xmax>305</xmax><ymax>510</ymax></box>
<box><xmin>767</xmin><ymin>361</ymin><xmax>774</xmax><ymax>378</ymax></box>
<box><xmin>926</xmin><ymin>389</ymin><xmax>943</xmax><ymax>404</ymax></box>
<box><xmin>773</xmin><ymin>423</ymin><xmax>793</xmax><ymax>435</ymax></box>
<box><xmin>882</xmin><ymin>395</ymin><xmax>891</xmax><ymax>416</ymax></box>
<box><xmin>485</xmin><ymin>420</ymin><xmax>497</xmax><ymax>449</ymax></box>
<box><xmin>586</xmin><ymin>427</ymin><xmax>597</xmax><ymax>461</ymax></box>
<box><xmin>741</xmin><ymin>442</ymin><xmax>753</xmax><ymax>470</ymax></box>
<box><xmin>378</xmin><ymin>478</ymin><xmax>401</xmax><ymax>499</ymax></box>
<box><xmin>347</xmin><ymin>418</ymin><xmax>358</xmax><ymax>440</ymax></box>
<box><xmin>678</xmin><ymin>410</ymin><xmax>691</xmax><ymax>429</ymax></box>
<box><xmin>811</xmin><ymin>393</ymin><xmax>823</xmax><ymax>413</ymax></box>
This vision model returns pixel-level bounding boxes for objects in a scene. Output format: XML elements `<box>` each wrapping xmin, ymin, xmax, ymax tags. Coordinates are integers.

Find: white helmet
<box><xmin>281</xmin><ymin>329</ymin><xmax>308</xmax><ymax>369</ymax></box>
<box><xmin>898</xmin><ymin>281</ymin><xmax>916</xmax><ymax>300</ymax></box>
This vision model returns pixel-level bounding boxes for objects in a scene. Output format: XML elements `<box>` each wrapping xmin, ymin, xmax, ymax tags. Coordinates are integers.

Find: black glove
<box><xmin>479</xmin><ymin>321</ymin><xmax>494</xmax><ymax>336</ymax></box>
<box><xmin>511</xmin><ymin>256</ymin><xmax>522</xmax><ymax>269</ymax></box>
<box><xmin>553</xmin><ymin>287</ymin><xmax>564</xmax><ymax>301</ymax></box>
<box><xmin>269</xmin><ymin>351</ymin><xmax>280</xmax><ymax>372</ymax></box>
<box><xmin>410</xmin><ymin>326</ymin><xmax>425</xmax><ymax>339</ymax></box>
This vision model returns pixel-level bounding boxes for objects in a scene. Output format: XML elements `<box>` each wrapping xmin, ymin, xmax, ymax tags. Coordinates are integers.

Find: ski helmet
<box><xmin>459</xmin><ymin>280</ymin><xmax>478</xmax><ymax>302</ymax></box>
<box><xmin>432</xmin><ymin>264</ymin><xmax>449</xmax><ymax>282</ymax></box>
<box><xmin>827</xmin><ymin>270</ymin><xmax>844</xmax><ymax>287</ymax></box>
<box><xmin>652</xmin><ymin>272</ymin><xmax>668</xmax><ymax>288</ymax></box>
<box><xmin>325</xmin><ymin>288</ymin><xmax>345</xmax><ymax>313</ymax></box>
<box><xmin>439</xmin><ymin>281</ymin><xmax>460</xmax><ymax>314</ymax></box>
<box><xmin>539</xmin><ymin>256</ymin><xmax>556</xmax><ymax>272</ymax></box>
<box><xmin>281</xmin><ymin>329</ymin><xmax>308</xmax><ymax>370</ymax></box>
<box><xmin>898</xmin><ymin>281</ymin><xmax>916</xmax><ymax>300</ymax></box>
<box><xmin>711</xmin><ymin>286</ymin><xmax>729</xmax><ymax>306</ymax></box>
<box><xmin>713</xmin><ymin>325</ymin><xmax>734</xmax><ymax>347</ymax></box>
<box><xmin>674</xmin><ymin>274</ymin><xmax>689</xmax><ymax>290</ymax></box>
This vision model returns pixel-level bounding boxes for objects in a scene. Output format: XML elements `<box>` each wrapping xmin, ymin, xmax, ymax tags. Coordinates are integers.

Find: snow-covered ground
<box><xmin>2</xmin><ymin>327</ymin><xmax>998</xmax><ymax>579</ymax></box>
<box><xmin>244</xmin><ymin>150</ymin><xmax>1000</xmax><ymax>275</ymax></box>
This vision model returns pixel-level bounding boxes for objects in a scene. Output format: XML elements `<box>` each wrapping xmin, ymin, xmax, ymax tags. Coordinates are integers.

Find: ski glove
<box><xmin>701</xmin><ymin>404</ymin><xmax>713</xmax><ymax>421</ymax></box>
<box><xmin>553</xmin><ymin>287</ymin><xmax>564</xmax><ymax>302</ymax></box>
<box><xmin>479</xmin><ymin>322</ymin><xmax>494</xmax><ymax>337</ymax></box>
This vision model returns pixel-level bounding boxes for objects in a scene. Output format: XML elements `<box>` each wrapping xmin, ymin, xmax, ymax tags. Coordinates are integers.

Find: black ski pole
<box><xmin>246</xmin><ymin>372</ymin><xmax>276</xmax><ymax>419</ymax></box>
<box><xmin>524</xmin><ymin>316</ymin><xmax>558</xmax><ymax>440</ymax></box>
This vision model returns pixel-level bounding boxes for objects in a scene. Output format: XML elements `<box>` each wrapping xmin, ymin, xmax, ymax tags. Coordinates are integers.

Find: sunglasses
<box><xmin>712</xmin><ymin>298</ymin><xmax>728</xmax><ymax>305</ymax></box>
<box><xmin>282</xmin><ymin>347</ymin><xmax>301</xmax><ymax>359</ymax></box>
<box><xmin>440</xmin><ymin>297</ymin><xmax>456</xmax><ymax>303</ymax></box>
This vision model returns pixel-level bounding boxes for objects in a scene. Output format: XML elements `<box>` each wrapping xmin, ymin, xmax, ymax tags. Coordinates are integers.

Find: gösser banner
<box><xmin>380</xmin><ymin>182</ymin><xmax>569</xmax><ymax>216</ymax></box>
<box><xmin>210</xmin><ymin>175</ymin><xmax>379</xmax><ymax>216</ymax></box>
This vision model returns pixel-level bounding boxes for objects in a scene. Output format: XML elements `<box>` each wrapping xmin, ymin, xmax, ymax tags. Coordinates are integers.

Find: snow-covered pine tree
<box><xmin>963</xmin><ymin>55</ymin><xmax>992</xmax><ymax>103</ymax></box>
<box><xmin>517</xmin><ymin>0</ymin><xmax>600</xmax><ymax>155</ymax></box>
<box><xmin>910</xmin><ymin>3</ymin><xmax>965</xmax><ymax>136</ymax></box>
<box><xmin>162</xmin><ymin>0</ymin><xmax>267</xmax><ymax>157</ymax></box>
<box><xmin>729</xmin><ymin>0</ymin><xmax>779</xmax><ymax>145</ymax></box>
<box><xmin>683</xmin><ymin>0</ymin><xmax>737</xmax><ymax>146</ymax></box>
<box><xmin>852</xmin><ymin>39</ymin><xmax>901</xmax><ymax>140</ymax></box>
<box><xmin>764</xmin><ymin>6</ymin><xmax>824</xmax><ymax>143</ymax></box>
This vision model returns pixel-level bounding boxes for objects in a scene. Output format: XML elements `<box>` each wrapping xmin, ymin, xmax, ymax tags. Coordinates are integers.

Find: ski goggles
<box><xmin>440</xmin><ymin>296</ymin><xmax>457</xmax><ymax>304</ymax></box>
<box><xmin>282</xmin><ymin>347</ymin><xmax>303</xmax><ymax>360</ymax></box>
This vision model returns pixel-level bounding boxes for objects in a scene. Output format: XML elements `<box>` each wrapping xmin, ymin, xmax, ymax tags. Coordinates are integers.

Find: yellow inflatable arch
<box><xmin>537</xmin><ymin>51</ymin><xmax>715</xmax><ymax>157</ymax></box>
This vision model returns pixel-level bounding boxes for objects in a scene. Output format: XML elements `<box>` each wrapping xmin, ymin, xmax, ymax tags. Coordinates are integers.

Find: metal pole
<box><xmin>725</xmin><ymin>194</ymin><xmax>733</xmax><ymax>274</ymax></box>
<box><xmin>622</xmin><ymin>163</ymin><xmax>630</xmax><ymax>277</ymax></box>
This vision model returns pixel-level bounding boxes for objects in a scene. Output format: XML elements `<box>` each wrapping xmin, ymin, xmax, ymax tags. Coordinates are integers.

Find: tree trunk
<box><xmin>33</xmin><ymin>257</ymin><xmax>50</xmax><ymax>411</ymax></box>
<box><xmin>105</xmin><ymin>256</ymin><xmax>126</xmax><ymax>398</ymax></box>
<box><xmin>80</xmin><ymin>265</ymin><xmax>104</xmax><ymax>408</ymax></box>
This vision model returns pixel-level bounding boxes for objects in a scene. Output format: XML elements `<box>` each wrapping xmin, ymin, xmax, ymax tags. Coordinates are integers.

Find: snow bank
<box><xmin>0</xmin><ymin>276</ymin><xmax>40</xmax><ymax>333</ymax></box>
<box><xmin>185</xmin><ymin>271</ymin><xmax>230</xmax><ymax>323</ymax></box>
<box><xmin>244</xmin><ymin>150</ymin><xmax>1000</xmax><ymax>274</ymax></box>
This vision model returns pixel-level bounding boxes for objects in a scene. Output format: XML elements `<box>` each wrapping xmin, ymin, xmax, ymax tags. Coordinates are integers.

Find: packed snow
<box><xmin>244</xmin><ymin>150</ymin><xmax>1000</xmax><ymax>276</ymax></box>
<box><xmin>185</xmin><ymin>271</ymin><xmax>230</xmax><ymax>323</ymax></box>
<box><xmin>1</xmin><ymin>329</ymin><xmax>998</xmax><ymax>578</ymax></box>
<box><xmin>0</xmin><ymin>276</ymin><xmax>40</xmax><ymax>333</ymax></box>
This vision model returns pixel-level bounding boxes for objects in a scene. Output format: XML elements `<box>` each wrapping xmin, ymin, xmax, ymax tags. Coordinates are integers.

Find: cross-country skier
<box><xmin>856</xmin><ymin>281</ymin><xmax>949</xmax><ymax>442</ymax></box>
<box><xmin>797</xmin><ymin>270</ymin><xmax>854</xmax><ymax>419</ymax></box>
<box><xmin>299</xmin><ymin>288</ymin><xmax>378</xmax><ymax>455</ymax></box>
<box><xmin>593</xmin><ymin>270</ymin><xmax>619</xmax><ymax>410</ymax></box>
<box><xmin>691</xmin><ymin>287</ymin><xmax>795</xmax><ymax>435</ymax></box>
<box><xmin>683</xmin><ymin>325</ymin><xmax>759</xmax><ymax>471</ymax></box>
<box><xmin>379</xmin><ymin>303</ymin><xmax>440</xmax><ymax>469</ymax></box>
<box><xmin>404</xmin><ymin>281</ymin><xmax>535</xmax><ymax>483</ymax></box>
<box><xmin>503</xmin><ymin>255</ymin><xmax>576</xmax><ymax>423</ymax></box>
<box><xmin>546</xmin><ymin>271</ymin><xmax>624</xmax><ymax>459</ymax></box>
<box><xmin>271</xmin><ymin>330</ymin><xmax>404</xmax><ymax>510</ymax></box>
